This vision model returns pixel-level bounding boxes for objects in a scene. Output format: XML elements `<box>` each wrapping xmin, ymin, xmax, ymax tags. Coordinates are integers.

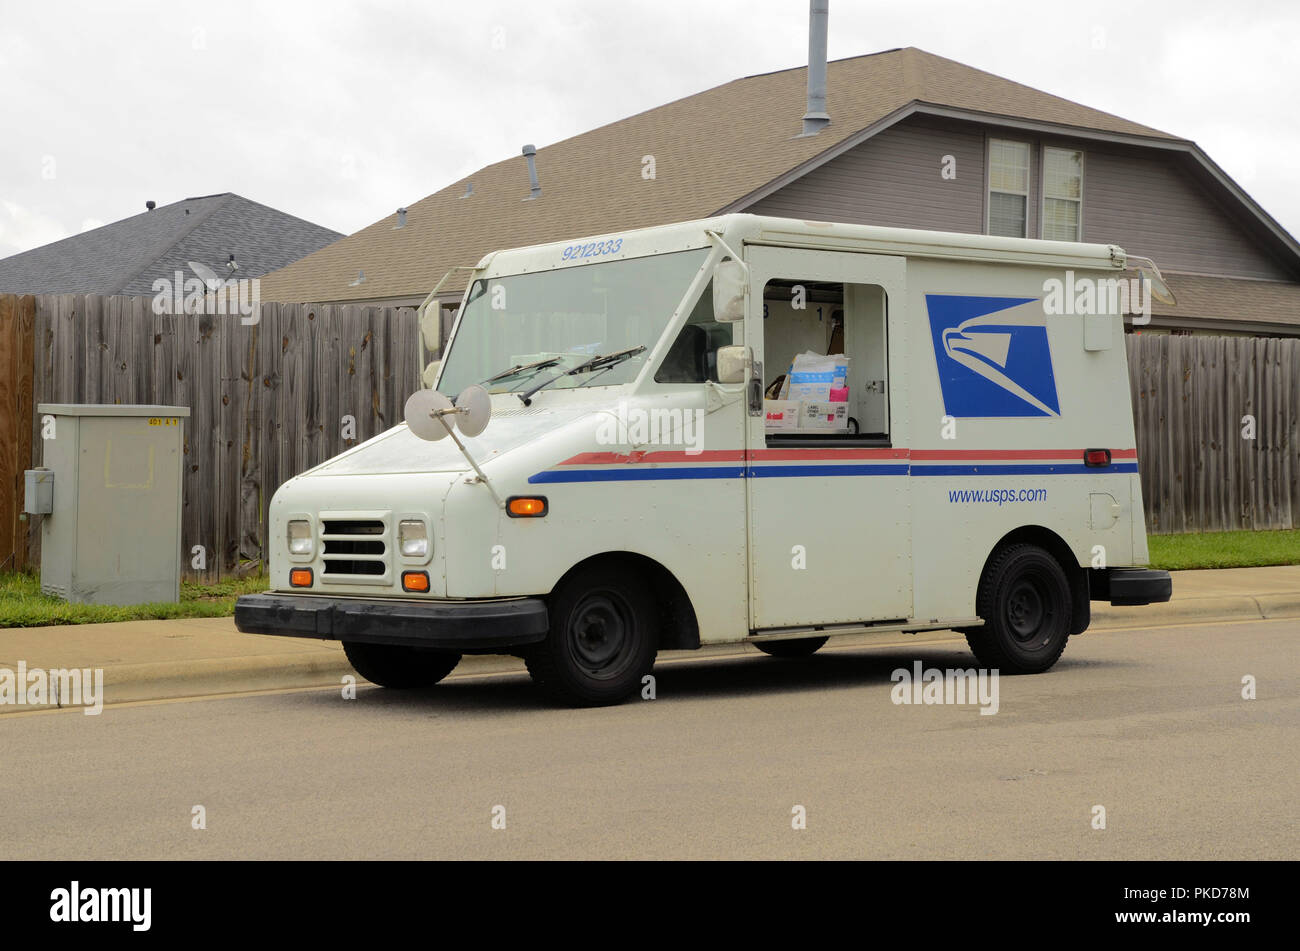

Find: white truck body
<box><xmin>237</xmin><ymin>214</ymin><xmax>1171</xmax><ymax>704</ymax></box>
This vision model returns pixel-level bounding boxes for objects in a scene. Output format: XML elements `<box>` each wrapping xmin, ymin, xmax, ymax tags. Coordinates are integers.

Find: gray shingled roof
<box><xmin>260</xmin><ymin>47</ymin><xmax>1182</xmax><ymax>305</ymax></box>
<box><xmin>0</xmin><ymin>193</ymin><xmax>343</xmax><ymax>296</ymax></box>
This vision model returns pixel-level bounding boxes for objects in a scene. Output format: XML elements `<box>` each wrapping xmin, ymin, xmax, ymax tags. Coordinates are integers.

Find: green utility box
<box><xmin>32</xmin><ymin>404</ymin><xmax>189</xmax><ymax>605</ymax></box>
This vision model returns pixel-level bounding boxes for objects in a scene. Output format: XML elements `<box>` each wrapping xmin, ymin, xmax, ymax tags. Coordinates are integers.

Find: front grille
<box><xmin>323</xmin><ymin>520</ymin><xmax>384</xmax><ymax>536</ymax></box>
<box><xmin>321</xmin><ymin>518</ymin><xmax>388</xmax><ymax>580</ymax></box>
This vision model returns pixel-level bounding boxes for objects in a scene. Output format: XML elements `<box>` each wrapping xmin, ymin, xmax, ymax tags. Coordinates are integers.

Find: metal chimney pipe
<box><xmin>521</xmin><ymin>144</ymin><xmax>541</xmax><ymax>200</ymax></box>
<box><xmin>801</xmin><ymin>0</ymin><xmax>831</xmax><ymax>136</ymax></box>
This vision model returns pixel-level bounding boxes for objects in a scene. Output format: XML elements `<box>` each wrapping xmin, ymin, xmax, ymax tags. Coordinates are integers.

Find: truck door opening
<box><xmin>760</xmin><ymin>278</ymin><xmax>890</xmax><ymax>447</ymax></box>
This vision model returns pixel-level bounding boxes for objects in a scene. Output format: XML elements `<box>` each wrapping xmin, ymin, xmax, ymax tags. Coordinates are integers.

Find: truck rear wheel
<box><xmin>342</xmin><ymin>641</ymin><xmax>461</xmax><ymax>688</ymax></box>
<box><xmin>965</xmin><ymin>543</ymin><xmax>1072</xmax><ymax>674</ymax></box>
<box><xmin>755</xmin><ymin>636</ymin><xmax>828</xmax><ymax>658</ymax></box>
<box><xmin>526</xmin><ymin>565</ymin><xmax>659</xmax><ymax>707</ymax></box>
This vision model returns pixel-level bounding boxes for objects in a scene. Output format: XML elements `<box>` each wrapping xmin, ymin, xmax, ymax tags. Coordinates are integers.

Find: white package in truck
<box><xmin>780</xmin><ymin>351</ymin><xmax>850</xmax><ymax>404</ymax></box>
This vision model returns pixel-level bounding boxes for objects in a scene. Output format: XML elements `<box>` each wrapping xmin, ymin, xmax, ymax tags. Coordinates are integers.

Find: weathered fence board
<box><xmin>0</xmin><ymin>295</ymin><xmax>35</xmax><ymax>572</ymax></box>
<box><xmin>1127</xmin><ymin>334</ymin><xmax>1299</xmax><ymax>534</ymax></box>
<box><xmin>1</xmin><ymin>291</ymin><xmax>1295</xmax><ymax>583</ymax></box>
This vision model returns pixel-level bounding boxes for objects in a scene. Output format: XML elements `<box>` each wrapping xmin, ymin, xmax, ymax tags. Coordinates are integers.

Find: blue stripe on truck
<box><xmin>529</xmin><ymin>462</ymin><xmax>1137</xmax><ymax>483</ymax></box>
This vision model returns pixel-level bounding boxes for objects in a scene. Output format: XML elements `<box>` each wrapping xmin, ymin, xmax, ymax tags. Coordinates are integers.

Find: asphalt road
<box><xmin>2</xmin><ymin>617</ymin><xmax>1295</xmax><ymax>860</ymax></box>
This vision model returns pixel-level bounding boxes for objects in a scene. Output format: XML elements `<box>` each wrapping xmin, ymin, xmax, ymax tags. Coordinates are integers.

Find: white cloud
<box><xmin>0</xmin><ymin>201</ymin><xmax>70</xmax><ymax>259</ymax></box>
<box><xmin>0</xmin><ymin>0</ymin><xmax>1296</xmax><ymax>257</ymax></box>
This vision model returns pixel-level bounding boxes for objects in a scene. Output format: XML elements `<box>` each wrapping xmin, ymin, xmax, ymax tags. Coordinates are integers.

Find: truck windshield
<box><xmin>438</xmin><ymin>249</ymin><xmax>709</xmax><ymax>395</ymax></box>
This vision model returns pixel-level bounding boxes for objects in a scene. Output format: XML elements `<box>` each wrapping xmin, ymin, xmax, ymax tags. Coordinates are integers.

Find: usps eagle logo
<box><xmin>925</xmin><ymin>295</ymin><xmax>1060</xmax><ymax>418</ymax></box>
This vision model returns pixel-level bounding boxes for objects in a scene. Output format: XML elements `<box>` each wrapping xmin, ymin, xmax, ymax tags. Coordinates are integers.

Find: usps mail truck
<box><xmin>235</xmin><ymin>214</ymin><xmax>1172</xmax><ymax>706</ymax></box>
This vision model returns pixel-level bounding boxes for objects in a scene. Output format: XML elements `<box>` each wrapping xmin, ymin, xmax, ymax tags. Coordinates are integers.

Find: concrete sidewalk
<box><xmin>2</xmin><ymin>566</ymin><xmax>1298</xmax><ymax>713</ymax></box>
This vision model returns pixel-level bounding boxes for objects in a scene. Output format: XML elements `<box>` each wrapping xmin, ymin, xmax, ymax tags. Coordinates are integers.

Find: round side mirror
<box><xmin>404</xmin><ymin>389</ymin><xmax>456</xmax><ymax>441</ymax></box>
<box><xmin>456</xmin><ymin>385</ymin><xmax>492</xmax><ymax>437</ymax></box>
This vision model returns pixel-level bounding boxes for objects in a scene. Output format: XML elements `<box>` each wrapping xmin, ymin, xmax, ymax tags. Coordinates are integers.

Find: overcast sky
<box><xmin>2</xmin><ymin>0</ymin><xmax>1296</xmax><ymax>258</ymax></box>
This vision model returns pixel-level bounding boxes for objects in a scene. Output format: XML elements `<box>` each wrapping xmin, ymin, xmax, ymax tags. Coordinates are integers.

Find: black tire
<box><xmin>964</xmin><ymin>543</ymin><xmax>1072</xmax><ymax>674</ymax></box>
<box><xmin>755</xmin><ymin>636</ymin><xmax>828</xmax><ymax>658</ymax></box>
<box><xmin>342</xmin><ymin>641</ymin><xmax>461</xmax><ymax>688</ymax></box>
<box><xmin>525</xmin><ymin>565</ymin><xmax>659</xmax><ymax>707</ymax></box>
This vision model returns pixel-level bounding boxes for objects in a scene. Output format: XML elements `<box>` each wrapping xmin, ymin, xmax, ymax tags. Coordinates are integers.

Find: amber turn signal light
<box><xmin>506</xmin><ymin>496</ymin><xmax>548</xmax><ymax>518</ymax></box>
<box><xmin>289</xmin><ymin>568</ymin><xmax>313</xmax><ymax>587</ymax></box>
<box><xmin>402</xmin><ymin>571</ymin><xmax>430</xmax><ymax>593</ymax></box>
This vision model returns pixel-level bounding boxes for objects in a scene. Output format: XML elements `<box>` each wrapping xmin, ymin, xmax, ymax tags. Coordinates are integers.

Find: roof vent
<box><xmin>349</xmin><ymin>270</ymin><xmax>365</xmax><ymax>287</ymax></box>
<box><xmin>145</xmin><ymin>200</ymin><xmax>156</xmax><ymax>211</ymax></box>
<box><xmin>460</xmin><ymin>182</ymin><xmax>474</xmax><ymax>199</ymax></box>
<box><xmin>394</xmin><ymin>207</ymin><xmax>407</xmax><ymax>229</ymax></box>
<box><xmin>521</xmin><ymin>144</ymin><xmax>541</xmax><ymax>201</ymax></box>
<box><xmin>800</xmin><ymin>0</ymin><xmax>831</xmax><ymax>136</ymax></box>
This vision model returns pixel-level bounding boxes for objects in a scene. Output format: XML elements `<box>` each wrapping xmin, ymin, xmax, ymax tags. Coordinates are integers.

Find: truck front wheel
<box><xmin>526</xmin><ymin>565</ymin><xmax>659</xmax><ymax>707</ymax></box>
<box><xmin>342</xmin><ymin>641</ymin><xmax>461</xmax><ymax>688</ymax></box>
<box><xmin>965</xmin><ymin>543</ymin><xmax>1072</xmax><ymax>674</ymax></box>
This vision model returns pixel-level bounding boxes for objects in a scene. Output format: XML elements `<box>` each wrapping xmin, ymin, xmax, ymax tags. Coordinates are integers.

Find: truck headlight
<box><xmin>287</xmin><ymin>519</ymin><xmax>313</xmax><ymax>556</ymax></box>
<box><xmin>398</xmin><ymin>520</ymin><xmax>429</xmax><ymax>558</ymax></box>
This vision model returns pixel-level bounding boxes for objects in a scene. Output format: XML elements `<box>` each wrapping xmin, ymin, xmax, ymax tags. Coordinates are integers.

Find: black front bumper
<box><xmin>1092</xmin><ymin>568</ymin><xmax>1173</xmax><ymax>606</ymax></box>
<box><xmin>234</xmin><ymin>593</ymin><xmax>549</xmax><ymax>651</ymax></box>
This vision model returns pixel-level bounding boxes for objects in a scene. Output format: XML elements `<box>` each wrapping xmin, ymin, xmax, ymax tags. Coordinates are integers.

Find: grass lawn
<box><xmin>1148</xmin><ymin>529</ymin><xmax>1300</xmax><ymax>571</ymax></box>
<box><xmin>0</xmin><ymin>572</ymin><xmax>268</xmax><ymax>628</ymax></box>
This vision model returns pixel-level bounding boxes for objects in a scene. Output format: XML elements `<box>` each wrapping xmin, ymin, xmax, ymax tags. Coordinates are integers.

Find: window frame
<box><xmin>985</xmin><ymin>137</ymin><xmax>1032</xmax><ymax>239</ymax></box>
<box><xmin>652</xmin><ymin>278</ymin><xmax>732</xmax><ymax>385</ymax></box>
<box><xmin>1040</xmin><ymin>145</ymin><xmax>1086</xmax><ymax>243</ymax></box>
<box><xmin>759</xmin><ymin>277</ymin><xmax>892</xmax><ymax>449</ymax></box>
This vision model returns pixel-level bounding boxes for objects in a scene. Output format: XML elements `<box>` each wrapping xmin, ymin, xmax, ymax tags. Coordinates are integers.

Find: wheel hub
<box><xmin>1006</xmin><ymin>580</ymin><xmax>1046</xmax><ymax>641</ymax></box>
<box><xmin>571</xmin><ymin>595</ymin><xmax>630</xmax><ymax>671</ymax></box>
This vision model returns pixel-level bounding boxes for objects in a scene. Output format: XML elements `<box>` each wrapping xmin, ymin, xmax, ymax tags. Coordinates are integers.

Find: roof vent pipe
<box><xmin>801</xmin><ymin>0</ymin><xmax>831</xmax><ymax>136</ymax></box>
<box><xmin>145</xmin><ymin>200</ymin><xmax>156</xmax><ymax>211</ymax></box>
<box><xmin>521</xmin><ymin>144</ymin><xmax>541</xmax><ymax>200</ymax></box>
<box><xmin>395</xmin><ymin>207</ymin><xmax>407</xmax><ymax>228</ymax></box>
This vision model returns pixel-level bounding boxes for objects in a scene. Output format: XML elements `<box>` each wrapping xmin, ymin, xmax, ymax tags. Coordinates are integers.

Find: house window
<box><xmin>988</xmin><ymin>139</ymin><xmax>1030</xmax><ymax>238</ymax></box>
<box><xmin>1042</xmin><ymin>147</ymin><xmax>1084</xmax><ymax>241</ymax></box>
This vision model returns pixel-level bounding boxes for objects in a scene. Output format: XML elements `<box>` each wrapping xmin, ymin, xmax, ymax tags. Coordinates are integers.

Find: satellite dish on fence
<box><xmin>404</xmin><ymin>389</ymin><xmax>455</xmax><ymax>441</ymax></box>
<box><xmin>187</xmin><ymin>261</ymin><xmax>224</xmax><ymax>292</ymax></box>
<box><xmin>456</xmin><ymin>385</ymin><xmax>492</xmax><ymax>437</ymax></box>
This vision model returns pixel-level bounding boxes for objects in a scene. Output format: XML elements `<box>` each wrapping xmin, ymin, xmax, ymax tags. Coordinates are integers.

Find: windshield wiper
<box><xmin>517</xmin><ymin>346</ymin><xmax>647</xmax><ymax>405</ymax></box>
<box><xmin>480</xmin><ymin>357</ymin><xmax>563</xmax><ymax>387</ymax></box>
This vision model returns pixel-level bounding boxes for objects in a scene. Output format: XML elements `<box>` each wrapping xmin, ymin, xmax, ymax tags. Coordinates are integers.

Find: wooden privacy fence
<box><xmin>0</xmin><ymin>295</ymin><xmax>35</xmax><ymax>573</ymax></box>
<box><xmin>1127</xmin><ymin>334</ymin><xmax>1299</xmax><ymax>534</ymax></box>
<box><xmin>0</xmin><ymin>292</ymin><xmax>1296</xmax><ymax>581</ymax></box>
<box><xmin>1</xmin><ymin>293</ymin><xmax>423</xmax><ymax>581</ymax></box>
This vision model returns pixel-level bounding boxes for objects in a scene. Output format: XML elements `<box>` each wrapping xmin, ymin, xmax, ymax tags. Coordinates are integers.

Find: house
<box><xmin>0</xmin><ymin>193</ymin><xmax>342</xmax><ymax>297</ymax></box>
<box><xmin>258</xmin><ymin>47</ymin><xmax>1300</xmax><ymax>339</ymax></box>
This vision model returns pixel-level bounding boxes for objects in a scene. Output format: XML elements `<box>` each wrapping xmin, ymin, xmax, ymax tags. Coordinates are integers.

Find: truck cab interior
<box><xmin>654</xmin><ymin>281</ymin><xmax>734</xmax><ymax>384</ymax></box>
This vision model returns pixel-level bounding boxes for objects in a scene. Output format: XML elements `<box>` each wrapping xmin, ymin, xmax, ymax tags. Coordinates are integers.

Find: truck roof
<box><xmin>475</xmin><ymin>213</ymin><xmax>1127</xmax><ymax>276</ymax></box>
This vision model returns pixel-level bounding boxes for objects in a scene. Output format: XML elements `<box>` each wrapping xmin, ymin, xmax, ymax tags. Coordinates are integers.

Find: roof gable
<box><xmin>0</xmin><ymin>193</ymin><xmax>342</xmax><ymax>296</ymax></box>
<box><xmin>258</xmin><ymin>47</ymin><xmax>1181</xmax><ymax>304</ymax></box>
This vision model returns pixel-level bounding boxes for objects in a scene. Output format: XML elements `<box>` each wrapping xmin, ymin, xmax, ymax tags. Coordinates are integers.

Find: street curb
<box><xmin>104</xmin><ymin>652</ymin><xmax>359</xmax><ymax>705</ymax></box>
<box><xmin>0</xmin><ymin>651</ymin><xmax>356</xmax><ymax>715</ymax></box>
<box><xmin>4</xmin><ymin>593</ymin><xmax>1296</xmax><ymax>714</ymax></box>
<box><xmin>1091</xmin><ymin>594</ymin><xmax>1300</xmax><ymax>629</ymax></box>
<box><xmin>1257</xmin><ymin>594</ymin><xmax>1300</xmax><ymax>619</ymax></box>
